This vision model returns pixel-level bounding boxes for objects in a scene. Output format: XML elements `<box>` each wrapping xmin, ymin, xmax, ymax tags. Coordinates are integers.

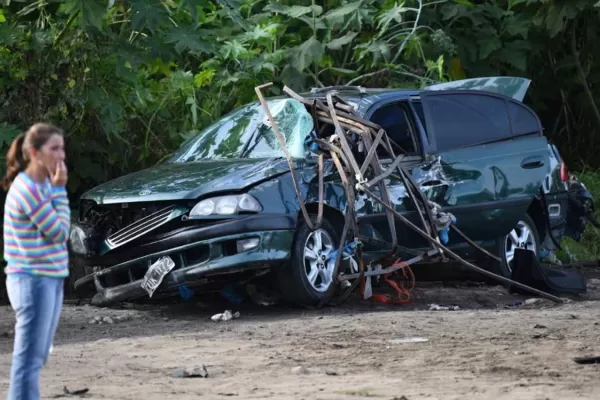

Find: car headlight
<box><xmin>69</xmin><ymin>226</ymin><xmax>87</xmax><ymax>254</ymax></box>
<box><xmin>189</xmin><ymin>194</ymin><xmax>262</xmax><ymax>217</ymax></box>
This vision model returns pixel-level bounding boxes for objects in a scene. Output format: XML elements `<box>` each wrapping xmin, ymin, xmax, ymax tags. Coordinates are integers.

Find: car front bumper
<box><xmin>71</xmin><ymin>214</ymin><xmax>297</xmax><ymax>306</ymax></box>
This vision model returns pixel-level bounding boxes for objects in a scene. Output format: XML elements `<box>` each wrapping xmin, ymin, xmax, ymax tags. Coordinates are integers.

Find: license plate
<box><xmin>141</xmin><ymin>256</ymin><xmax>176</xmax><ymax>297</ymax></box>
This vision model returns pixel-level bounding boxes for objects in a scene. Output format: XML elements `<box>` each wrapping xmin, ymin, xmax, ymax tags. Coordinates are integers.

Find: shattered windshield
<box><xmin>168</xmin><ymin>99</ymin><xmax>314</xmax><ymax>163</ymax></box>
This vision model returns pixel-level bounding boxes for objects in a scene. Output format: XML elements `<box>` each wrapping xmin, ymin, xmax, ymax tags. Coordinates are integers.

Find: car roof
<box><xmin>292</xmin><ymin>76</ymin><xmax>533</xmax><ymax>116</ymax></box>
<box><xmin>290</xmin><ymin>87</ymin><xmax>421</xmax><ymax>116</ymax></box>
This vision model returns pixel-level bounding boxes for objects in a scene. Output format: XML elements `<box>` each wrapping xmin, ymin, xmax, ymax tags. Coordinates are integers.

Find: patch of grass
<box><xmin>556</xmin><ymin>170</ymin><xmax>600</xmax><ymax>262</ymax></box>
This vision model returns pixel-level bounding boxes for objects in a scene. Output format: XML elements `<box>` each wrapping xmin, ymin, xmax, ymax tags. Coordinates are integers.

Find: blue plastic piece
<box><xmin>220</xmin><ymin>284</ymin><xmax>245</xmax><ymax>304</ymax></box>
<box><xmin>438</xmin><ymin>215</ymin><xmax>457</xmax><ymax>245</ymax></box>
<box><xmin>328</xmin><ymin>239</ymin><xmax>359</xmax><ymax>261</ymax></box>
<box><xmin>178</xmin><ymin>284</ymin><xmax>194</xmax><ymax>301</ymax></box>
<box><xmin>439</xmin><ymin>228</ymin><xmax>449</xmax><ymax>245</ymax></box>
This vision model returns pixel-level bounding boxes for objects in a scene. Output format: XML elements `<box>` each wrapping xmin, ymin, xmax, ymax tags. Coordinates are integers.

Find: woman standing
<box><xmin>2</xmin><ymin>123</ymin><xmax>70</xmax><ymax>400</ymax></box>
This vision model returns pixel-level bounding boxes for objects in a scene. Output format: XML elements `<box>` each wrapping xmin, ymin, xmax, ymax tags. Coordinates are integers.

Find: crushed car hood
<box><xmin>81</xmin><ymin>158</ymin><xmax>296</xmax><ymax>204</ymax></box>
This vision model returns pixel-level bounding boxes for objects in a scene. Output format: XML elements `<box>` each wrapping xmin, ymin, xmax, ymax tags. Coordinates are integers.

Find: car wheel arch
<box><xmin>526</xmin><ymin>198</ymin><xmax>548</xmax><ymax>242</ymax></box>
<box><xmin>301</xmin><ymin>203</ymin><xmax>346</xmax><ymax>235</ymax></box>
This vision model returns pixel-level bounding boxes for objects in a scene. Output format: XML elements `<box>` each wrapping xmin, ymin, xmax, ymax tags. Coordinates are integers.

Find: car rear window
<box><xmin>509</xmin><ymin>101</ymin><xmax>540</xmax><ymax>136</ymax></box>
<box><xmin>423</xmin><ymin>93</ymin><xmax>511</xmax><ymax>152</ymax></box>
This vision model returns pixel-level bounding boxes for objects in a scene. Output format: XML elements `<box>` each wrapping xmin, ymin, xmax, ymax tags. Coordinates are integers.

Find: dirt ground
<box><xmin>2</xmin><ymin>276</ymin><xmax>600</xmax><ymax>400</ymax></box>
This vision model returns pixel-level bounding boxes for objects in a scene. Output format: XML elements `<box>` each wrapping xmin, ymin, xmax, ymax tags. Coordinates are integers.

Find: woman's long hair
<box><xmin>2</xmin><ymin>123</ymin><xmax>63</xmax><ymax>191</ymax></box>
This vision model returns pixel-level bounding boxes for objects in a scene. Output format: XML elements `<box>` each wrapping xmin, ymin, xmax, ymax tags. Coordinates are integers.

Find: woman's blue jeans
<box><xmin>5</xmin><ymin>274</ymin><xmax>64</xmax><ymax>400</ymax></box>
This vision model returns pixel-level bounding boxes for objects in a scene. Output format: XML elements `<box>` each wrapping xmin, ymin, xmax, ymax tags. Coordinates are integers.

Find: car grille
<box><xmin>106</xmin><ymin>205</ymin><xmax>178</xmax><ymax>249</ymax></box>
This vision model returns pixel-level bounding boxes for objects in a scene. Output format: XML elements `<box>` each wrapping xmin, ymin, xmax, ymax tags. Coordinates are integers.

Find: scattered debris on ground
<box><xmin>172</xmin><ymin>365</ymin><xmax>209</xmax><ymax>378</ymax></box>
<box><xmin>573</xmin><ymin>356</ymin><xmax>600</xmax><ymax>365</ymax></box>
<box><xmin>428</xmin><ymin>303</ymin><xmax>460</xmax><ymax>311</ymax></box>
<box><xmin>51</xmin><ymin>386</ymin><xmax>90</xmax><ymax>398</ymax></box>
<box><xmin>211</xmin><ymin>310</ymin><xmax>240</xmax><ymax>322</ymax></box>
<box><xmin>2</xmin><ymin>280</ymin><xmax>600</xmax><ymax>399</ymax></box>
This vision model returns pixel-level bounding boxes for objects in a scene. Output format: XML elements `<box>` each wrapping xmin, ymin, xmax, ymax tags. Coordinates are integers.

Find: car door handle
<box><xmin>521</xmin><ymin>156</ymin><xmax>545</xmax><ymax>169</ymax></box>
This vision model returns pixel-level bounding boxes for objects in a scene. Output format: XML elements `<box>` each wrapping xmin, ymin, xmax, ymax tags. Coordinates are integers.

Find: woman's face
<box><xmin>32</xmin><ymin>134</ymin><xmax>65</xmax><ymax>174</ymax></box>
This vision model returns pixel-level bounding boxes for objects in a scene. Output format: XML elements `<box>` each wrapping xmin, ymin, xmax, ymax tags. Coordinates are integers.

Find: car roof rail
<box><xmin>310</xmin><ymin>85</ymin><xmax>368</xmax><ymax>94</ymax></box>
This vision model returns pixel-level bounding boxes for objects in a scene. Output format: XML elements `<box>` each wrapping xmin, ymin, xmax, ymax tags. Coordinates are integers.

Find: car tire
<box><xmin>276</xmin><ymin>215</ymin><xmax>342</xmax><ymax>307</ymax></box>
<box><xmin>491</xmin><ymin>213</ymin><xmax>540</xmax><ymax>278</ymax></box>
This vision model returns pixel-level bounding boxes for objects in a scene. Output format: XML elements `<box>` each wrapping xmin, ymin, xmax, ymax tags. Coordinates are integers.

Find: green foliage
<box><xmin>557</xmin><ymin>170</ymin><xmax>600</xmax><ymax>263</ymax></box>
<box><xmin>0</xmin><ymin>0</ymin><xmax>441</xmax><ymax>201</ymax></box>
<box><xmin>0</xmin><ymin>0</ymin><xmax>599</xmax><ymax>211</ymax></box>
<box><xmin>426</xmin><ymin>0</ymin><xmax>600</xmax><ymax>170</ymax></box>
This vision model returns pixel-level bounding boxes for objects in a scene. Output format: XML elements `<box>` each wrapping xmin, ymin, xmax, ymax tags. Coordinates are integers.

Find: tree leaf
<box><xmin>290</xmin><ymin>36</ymin><xmax>324</xmax><ymax>72</ymax></box>
<box><xmin>441</xmin><ymin>4</ymin><xmax>460</xmax><ymax>21</ymax></box>
<box><xmin>453</xmin><ymin>0</ymin><xmax>474</xmax><ymax>7</ymax></box>
<box><xmin>504</xmin><ymin>15</ymin><xmax>531</xmax><ymax>39</ymax></box>
<box><xmin>194</xmin><ymin>69</ymin><xmax>215</xmax><ymax>88</ymax></box>
<box><xmin>81</xmin><ymin>0</ymin><xmax>106</xmax><ymax>30</ymax></box>
<box><xmin>0</xmin><ymin>122</ymin><xmax>21</xmax><ymax>148</ymax></box>
<box><xmin>298</xmin><ymin>16</ymin><xmax>327</xmax><ymax>30</ymax></box>
<box><xmin>131</xmin><ymin>0</ymin><xmax>170</xmax><ymax>33</ymax></box>
<box><xmin>186</xmin><ymin>95</ymin><xmax>198</xmax><ymax>126</ymax></box>
<box><xmin>166</xmin><ymin>26</ymin><xmax>214</xmax><ymax>55</ymax></box>
<box><xmin>477</xmin><ymin>37</ymin><xmax>501</xmax><ymax>59</ymax></box>
<box><xmin>0</xmin><ymin>9</ymin><xmax>6</xmax><ymax>23</ymax></box>
<box><xmin>264</xmin><ymin>4</ymin><xmax>322</xmax><ymax>18</ymax></box>
<box><xmin>356</xmin><ymin>40</ymin><xmax>391</xmax><ymax>66</ymax></box>
<box><xmin>328</xmin><ymin>67</ymin><xmax>357</xmax><ymax>76</ymax></box>
<box><xmin>220</xmin><ymin>39</ymin><xmax>249</xmax><ymax>59</ymax></box>
<box><xmin>498</xmin><ymin>49</ymin><xmax>527</xmax><ymax>71</ymax></box>
<box><xmin>377</xmin><ymin>2</ymin><xmax>409</xmax><ymax>34</ymax></box>
<box><xmin>324</xmin><ymin>1</ymin><xmax>362</xmax><ymax>21</ymax></box>
<box><xmin>326</xmin><ymin>31</ymin><xmax>358</xmax><ymax>50</ymax></box>
<box><xmin>62</xmin><ymin>0</ymin><xmax>106</xmax><ymax>30</ymax></box>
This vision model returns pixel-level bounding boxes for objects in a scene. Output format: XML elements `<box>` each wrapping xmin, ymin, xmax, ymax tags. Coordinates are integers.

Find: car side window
<box><xmin>424</xmin><ymin>93</ymin><xmax>511</xmax><ymax>152</ymax></box>
<box><xmin>369</xmin><ymin>103</ymin><xmax>417</xmax><ymax>156</ymax></box>
<box><xmin>509</xmin><ymin>101</ymin><xmax>540</xmax><ymax>136</ymax></box>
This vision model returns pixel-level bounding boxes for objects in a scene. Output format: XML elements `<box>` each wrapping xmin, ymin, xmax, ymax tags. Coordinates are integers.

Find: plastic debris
<box><xmin>51</xmin><ymin>386</ymin><xmax>90</xmax><ymax>398</ymax></box>
<box><xmin>220</xmin><ymin>284</ymin><xmax>245</xmax><ymax>304</ymax></box>
<box><xmin>291</xmin><ymin>366</ymin><xmax>310</xmax><ymax>374</ymax></box>
<box><xmin>172</xmin><ymin>365</ymin><xmax>209</xmax><ymax>378</ymax></box>
<box><xmin>428</xmin><ymin>303</ymin><xmax>460</xmax><ymax>311</ymax></box>
<box><xmin>211</xmin><ymin>310</ymin><xmax>240</xmax><ymax>322</ymax></box>
<box><xmin>573</xmin><ymin>356</ymin><xmax>600</xmax><ymax>365</ymax></box>
<box><xmin>178</xmin><ymin>283</ymin><xmax>194</xmax><ymax>300</ymax></box>
<box><xmin>525</xmin><ymin>298</ymin><xmax>542</xmax><ymax>305</ymax></box>
<box><xmin>388</xmin><ymin>337</ymin><xmax>429</xmax><ymax>344</ymax></box>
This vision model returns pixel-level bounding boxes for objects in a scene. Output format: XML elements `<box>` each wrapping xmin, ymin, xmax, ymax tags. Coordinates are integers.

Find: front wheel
<box><xmin>492</xmin><ymin>213</ymin><xmax>540</xmax><ymax>278</ymax></box>
<box><xmin>276</xmin><ymin>216</ymin><xmax>342</xmax><ymax>307</ymax></box>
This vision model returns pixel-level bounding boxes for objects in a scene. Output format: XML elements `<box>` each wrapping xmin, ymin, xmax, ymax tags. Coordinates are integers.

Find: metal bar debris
<box><xmin>254</xmin><ymin>83</ymin><xmax>314</xmax><ymax>231</ymax></box>
<box><xmin>254</xmin><ymin>84</ymin><xmax>564</xmax><ymax>305</ymax></box>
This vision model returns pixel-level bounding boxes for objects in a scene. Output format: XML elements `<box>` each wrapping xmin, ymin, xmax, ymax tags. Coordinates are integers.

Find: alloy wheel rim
<box><xmin>303</xmin><ymin>229</ymin><xmax>335</xmax><ymax>293</ymax></box>
<box><xmin>504</xmin><ymin>220</ymin><xmax>536</xmax><ymax>272</ymax></box>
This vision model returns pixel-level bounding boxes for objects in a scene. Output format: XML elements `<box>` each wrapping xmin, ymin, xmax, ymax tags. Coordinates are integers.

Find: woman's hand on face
<box><xmin>50</xmin><ymin>161</ymin><xmax>68</xmax><ymax>187</ymax></box>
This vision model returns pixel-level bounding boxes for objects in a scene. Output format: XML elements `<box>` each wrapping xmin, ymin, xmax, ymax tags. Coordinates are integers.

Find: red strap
<box><xmin>360</xmin><ymin>259</ymin><xmax>415</xmax><ymax>305</ymax></box>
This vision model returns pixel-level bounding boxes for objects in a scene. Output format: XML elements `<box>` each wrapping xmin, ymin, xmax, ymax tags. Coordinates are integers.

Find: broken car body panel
<box><xmin>70</xmin><ymin>77</ymin><xmax>588</xmax><ymax>305</ymax></box>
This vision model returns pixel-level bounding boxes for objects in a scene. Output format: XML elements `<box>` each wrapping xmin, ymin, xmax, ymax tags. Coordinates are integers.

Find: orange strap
<box><xmin>360</xmin><ymin>259</ymin><xmax>415</xmax><ymax>305</ymax></box>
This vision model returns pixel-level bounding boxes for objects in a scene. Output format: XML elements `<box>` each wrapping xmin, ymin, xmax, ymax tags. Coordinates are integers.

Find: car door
<box><xmin>415</xmin><ymin>90</ymin><xmax>550</xmax><ymax>242</ymax></box>
<box><xmin>356</xmin><ymin>99</ymin><xmax>435</xmax><ymax>252</ymax></box>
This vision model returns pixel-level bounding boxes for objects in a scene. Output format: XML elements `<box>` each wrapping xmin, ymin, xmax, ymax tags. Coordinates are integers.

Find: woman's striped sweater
<box><xmin>3</xmin><ymin>171</ymin><xmax>70</xmax><ymax>278</ymax></box>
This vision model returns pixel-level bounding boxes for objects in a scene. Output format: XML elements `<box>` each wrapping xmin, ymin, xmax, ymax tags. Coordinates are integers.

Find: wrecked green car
<box><xmin>69</xmin><ymin>77</ymin><xmax>595</xmax><ymax>306</ymax></box>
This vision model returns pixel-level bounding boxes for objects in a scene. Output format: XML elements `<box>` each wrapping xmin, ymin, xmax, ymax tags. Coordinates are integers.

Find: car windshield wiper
<box><xmin>241</xmin><ymin>125</ymin><xmax>267</xmax><ymax>157</ymax></box>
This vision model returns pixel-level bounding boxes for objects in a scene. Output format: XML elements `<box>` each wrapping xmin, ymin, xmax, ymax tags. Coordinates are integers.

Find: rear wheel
<box><xmin>277</xmin><ymin>216</ymin><xmax>341</xmax><ymax>307</ymax></box>
<box><xmin>492</xmin><ymin>213</ymin><xmax>540</xmax><ymax>278</ymax></box>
